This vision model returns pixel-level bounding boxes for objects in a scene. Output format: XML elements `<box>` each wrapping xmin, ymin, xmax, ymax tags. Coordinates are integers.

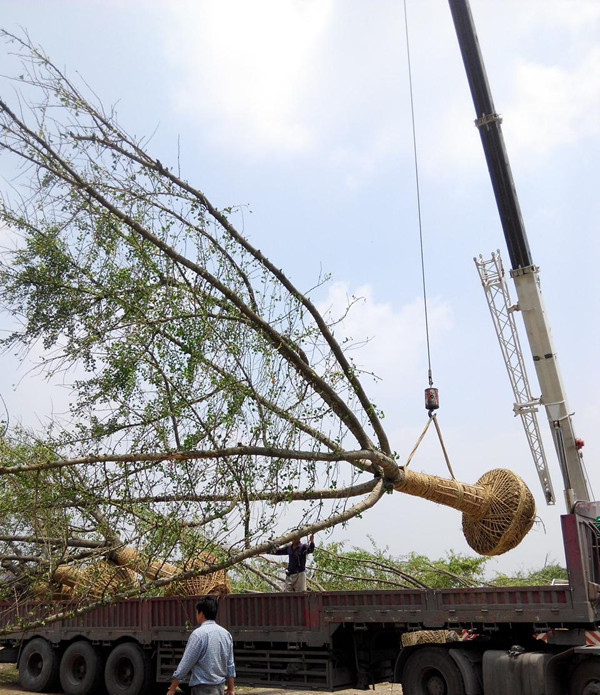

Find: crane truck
<box><xmin>0</xmin><ymin>2</ymin><xmax>597</xmax><ymax>695</ymax></box>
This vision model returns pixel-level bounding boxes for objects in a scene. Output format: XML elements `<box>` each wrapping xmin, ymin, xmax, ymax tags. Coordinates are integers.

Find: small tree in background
<box><xmin>231</xmin><ymin>542</ymin><xmax>564</xmax><ymax>593</ymax></box>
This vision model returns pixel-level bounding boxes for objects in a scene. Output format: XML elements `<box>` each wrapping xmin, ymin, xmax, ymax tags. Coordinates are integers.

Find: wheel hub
<box><xmin>28</xmin><ymin>654</ymin><xmax>43</xmax><ymax>678</ymax></box>
<box><xmin>425</xmin><ymin>672</ymin><xmax>446</xmax><ymax>695</ymax></box>
<box><xmin>73</xmin><ymin>655</ymin><xmax>87</xmax><ymax>681</ymax></box>
<box><xmin>116</xmin><ymin>657</ymin><xmax>134</xmax><ymax>686</ymax></box>
<box><xmin>582</xmin><ymin>680</ymin><xmax>600</xmax><ymax>695</ymax></box>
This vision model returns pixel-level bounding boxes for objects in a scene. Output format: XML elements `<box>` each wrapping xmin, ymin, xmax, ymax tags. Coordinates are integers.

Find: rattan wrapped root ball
<box><xmin>163</xmin><ymin>554</ymin><xmax>231</xmax><ymax>597</ymax></box>
<box><xmin>110</xmin><ymin>546</ymin><xmax>177</xmax><ymax>582</ymax></box>
<box><xmin>111</xmin><ymin>546</ymin><xmax>230</xmax><ymax>596</ymax></box>
<box><xmin>78</xmin><ymin>561</ymin><xmax>138</xmax><ymax>599</ymax></box>
<box><xmin>31</xmin><ymin>579</ymin><xmax>73</xmax><ymax>601</ymax></box>
<box><xmin>401</xmin><ymin>630</ymin><xmax>459</xmax><ymax>647</ymax></box>
<box><xmin>462</xmin><ymin>468</ymin><xmax>536</xmax><ymax>556</ymax></box>
<box><xmin>53</xmin><ymin>561</ymin><xmax>138</xmax><ymax>599</ymax></box>
<box><xmin>394</xmin><ymin>467</ymin><xmax>536</xmax><ymax>556</ymax></box>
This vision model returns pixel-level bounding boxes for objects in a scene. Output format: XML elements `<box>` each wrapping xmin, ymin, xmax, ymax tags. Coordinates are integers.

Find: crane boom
<box><xmin>447</xmin><ymin>0</ymin><xmax>590</xmax><ymax>509</ymax></box>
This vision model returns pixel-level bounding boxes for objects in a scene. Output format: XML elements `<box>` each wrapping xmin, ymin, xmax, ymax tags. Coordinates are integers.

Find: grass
<box><xmin>0</xmin><ymin>664</ymin><xmax>18</xmax><ymax>684</ymax></box>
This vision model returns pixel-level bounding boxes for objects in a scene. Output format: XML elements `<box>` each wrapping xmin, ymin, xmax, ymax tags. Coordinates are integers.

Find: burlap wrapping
<box><xmin>31</xmin><ymin>579</ymin><xmax>73</xmax><ymax>601</ymax></box>
<box><xmin>462</xmin><ymin>468</ymin><xmax>536</xmax><ymax>555</ymax></box>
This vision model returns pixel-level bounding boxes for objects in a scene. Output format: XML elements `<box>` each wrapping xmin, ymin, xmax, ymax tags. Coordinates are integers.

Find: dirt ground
<box><xmin>0</xmin><ymin>664</ymin><xmax>402</xmax><ymax>695</ymax></box>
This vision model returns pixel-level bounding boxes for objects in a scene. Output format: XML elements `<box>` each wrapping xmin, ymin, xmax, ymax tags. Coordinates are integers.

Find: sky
<box><xmin>0</xmin><ymin>0</ymin><xmax>598</xmax><ymax>577</ymax></box>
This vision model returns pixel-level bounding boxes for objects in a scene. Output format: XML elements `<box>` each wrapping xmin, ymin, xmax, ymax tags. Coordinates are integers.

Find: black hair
<box><xmin>196</xmin><ymin>596</ymin><xmax>218</xmax><ymax>620</ymax></box>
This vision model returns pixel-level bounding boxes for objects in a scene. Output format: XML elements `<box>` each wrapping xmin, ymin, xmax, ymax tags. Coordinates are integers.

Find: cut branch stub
<box><xmin>394</xmin><ymin>467</ymin><xmax>536</xmax><ymax>556</ymax></box>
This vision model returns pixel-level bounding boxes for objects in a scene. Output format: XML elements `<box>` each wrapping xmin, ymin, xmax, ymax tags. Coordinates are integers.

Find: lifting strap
<box><xmin>405</xmin><ymin>413</ymin><xmax>456</xmax><ymax>480</ymax></box>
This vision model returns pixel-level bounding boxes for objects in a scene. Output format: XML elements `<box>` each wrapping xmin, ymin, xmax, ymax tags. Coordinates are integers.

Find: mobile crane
<box><xmin>448</xmin><ymin>0</ymin><xmax>591</xmax><ymax>511</ymax></box>
<box><xmin>0</xmin><ymin>3</ymin><xmax>598</xmax><ymax>695</ymax></box>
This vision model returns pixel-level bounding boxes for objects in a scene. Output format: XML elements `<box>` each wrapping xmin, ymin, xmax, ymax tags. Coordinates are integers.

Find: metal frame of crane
<box><xmin>475</xmin><ymin>250</ymin><xmax>555</xmax><ymax>505</ymax></box>
<box><xmin>449</xmin><ymin>0</ymin><xmax>591</xmax><ymax>511</ymax></box>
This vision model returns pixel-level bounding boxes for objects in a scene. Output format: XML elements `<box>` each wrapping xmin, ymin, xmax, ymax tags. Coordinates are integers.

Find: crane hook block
<box><xmin>425</xmin><ymin>387</ymin><xmax>439</xmax><ymax>411</ymax></box>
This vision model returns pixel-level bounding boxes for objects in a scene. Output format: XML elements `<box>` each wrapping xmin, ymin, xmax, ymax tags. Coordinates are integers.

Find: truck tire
<box><xmin>569</xmin><ymin>659</ymin><xmax>600</xmax><ymax>695</ymax></box>
<box><xmin>59</xmin><ymin>640</ymin><xmax>104</xmax><ymax>695</ymax></box>
<box><xmin>105</xmin><ymin>641</ymin><xmax>154</xmax><ymax>695</ymax></box>
<box><xmin>18</xmin><ymin>637</ymin><xmax>60</xmax><ymax>692</ymax></box>
<box><xmin>401</xmin><ymin>646</ymin><xmax>465</xmax><ymax>695</ymax></box>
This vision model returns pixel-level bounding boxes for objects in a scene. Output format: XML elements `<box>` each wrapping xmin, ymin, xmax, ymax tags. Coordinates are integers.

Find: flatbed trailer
<box><xmin>1</xmin><ymin>502</ymin><xmax>600</xmax><ymax>694</ymax></box>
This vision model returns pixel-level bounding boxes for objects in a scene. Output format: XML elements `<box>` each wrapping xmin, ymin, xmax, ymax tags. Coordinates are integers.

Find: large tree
<box><xmin>0</xmin><ymin>32</ymin><xmax>535</xmax><ymax>620</ymax></box>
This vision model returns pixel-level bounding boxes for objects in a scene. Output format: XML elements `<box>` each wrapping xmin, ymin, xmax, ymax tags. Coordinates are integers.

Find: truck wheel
<box><xmin>18</xmin><ymin>637</ymin><xmax>60</xmax><ymax>692</ymax></box>
<box><xmin>401</xmin><ymin>646</ymin><xmax>465</xmax><ymax>695</ymax></box>
<box><xmin>59</xmin><ymin>640</ymin><xmax>104</xmax><ymax>695</ymax></box>
<box><xmin>105</xmin><ymin>642</ymin><xmax>153</xmax><ymax>695</ymax></box>
<box><xmin>569</xmin><ymin>659</ymin><xmax>600</xmax><ymax>695</ymax></box>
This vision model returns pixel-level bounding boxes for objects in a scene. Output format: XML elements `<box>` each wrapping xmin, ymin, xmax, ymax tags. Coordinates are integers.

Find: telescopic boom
<box><xmin>447</xmin><ymin>0</ymin><xmax>590</xmax><ymax>509</ymax></box>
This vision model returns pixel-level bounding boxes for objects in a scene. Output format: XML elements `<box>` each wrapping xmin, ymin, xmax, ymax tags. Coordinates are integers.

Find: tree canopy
<box><xmin>0</xmin><ymin>32</ymin><xmax>536</xmax><ymax>620</ymax></box>
<box><xmin>0</xmin><ymin>30</ymin><xmax>402</xmax><ymax>609</ymax></box>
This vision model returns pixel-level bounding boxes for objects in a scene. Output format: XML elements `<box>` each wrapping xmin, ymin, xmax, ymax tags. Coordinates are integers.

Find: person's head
<box><xmin>196</xmin><ymin>596</ymin><xmax>218</xmax><ymax>623</ymax></box>
<box><xmin>292</xmin><ymin>537</ymin><xmax>301</xmax><ymax>548</ymax></box>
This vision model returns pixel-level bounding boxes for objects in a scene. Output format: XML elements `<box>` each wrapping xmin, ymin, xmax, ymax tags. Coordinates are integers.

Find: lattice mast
<box><xmin>448</xmin><ymin>0</ymin><xmax>590</xmax><ymax>510</ymax></box>
<box><xmin>475</xmin><ymin>251</ymin><xmax>555</xmax><ymax>504</ymax></box>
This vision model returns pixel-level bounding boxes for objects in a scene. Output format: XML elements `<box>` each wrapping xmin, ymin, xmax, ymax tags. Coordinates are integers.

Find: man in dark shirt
<box><xmin>267</xmin><ymin>534</ymin><xmax>315</xmax><ymax>591</ymax></box>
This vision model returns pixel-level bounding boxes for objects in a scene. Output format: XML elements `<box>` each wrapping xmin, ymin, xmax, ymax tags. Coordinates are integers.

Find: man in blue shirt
<box><xmin>167</xmin><ymin>596</ymin><xmax>235</xmax><ymax>695</ymax></box>
<box><xmin>267</xmin><ymin>534</ymin><xmax>315</xmax><ymax>591</ymax></box>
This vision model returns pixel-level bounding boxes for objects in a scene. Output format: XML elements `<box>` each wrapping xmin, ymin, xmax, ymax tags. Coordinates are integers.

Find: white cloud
<box><xmin>415</xmin><ymin>1</ymin><xmax>600</xmax><ymax>175</ymax></box>
<box><xmin>161</xmin><ymin>0</ymin><xmax>415</xmax><ymax>181</ymax></box>
<box><xmin>160</xmin><ymin>0</ymin><xmax>600</xmax><ymax>186</ymax></box>
<box><xmin>164</xmin><ymin>0</ymin><xmax>334</xmax><ymax>155</ymax></box>
<box><xmin>515</xmin><ymin>0</ymin><xmax>600</xmax><ymax>34</ymax></box>
<box><xmin>506</xmin><ymin>47</ymin><xmax>600</xmax><ymax>157</ymax></box>
<box><xmin>317</xmin><ymin>281</ymin><xmax>453</xmax><ymax>398</ymax></box>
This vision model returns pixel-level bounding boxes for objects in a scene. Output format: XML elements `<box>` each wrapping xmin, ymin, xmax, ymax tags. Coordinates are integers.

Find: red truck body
<box><xmin>1</xmin><ymin>502</ymin><xmax>600</xmax><ymax>694</ymax></box>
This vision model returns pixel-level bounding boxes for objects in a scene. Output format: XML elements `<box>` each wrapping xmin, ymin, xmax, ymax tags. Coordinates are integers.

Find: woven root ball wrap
<box><xmin>394</xmin><ymin>467</ymin><xmax>535</xmax><ymax>556</ymax></box>
<box><xmin>462</xmin><ymin>468</ymin><xmax>536</xmax><ymax>556</ymax></box>
<box><xmin>401</xmin><ymin>630</ymin><xmax>459</xmax><ymax>647</ymax></box>
<box><xmin>111</xmin><ymin>546</ymin><xmax>230</xmax><ymax>596</ymax></box>
<box><xmin>163</xmin><ymin>554</ymin><xmax>231</xmax><ymax>597</ymax></box>
<box><xmin>52</xmin><ymin>561</ymin><xmax>137</xmax><ymax>599</ymax></box>
<box><xmin>111</xmin><ymin>546</ymin><xmax>179</xmax><ymax>581</ymax></box>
